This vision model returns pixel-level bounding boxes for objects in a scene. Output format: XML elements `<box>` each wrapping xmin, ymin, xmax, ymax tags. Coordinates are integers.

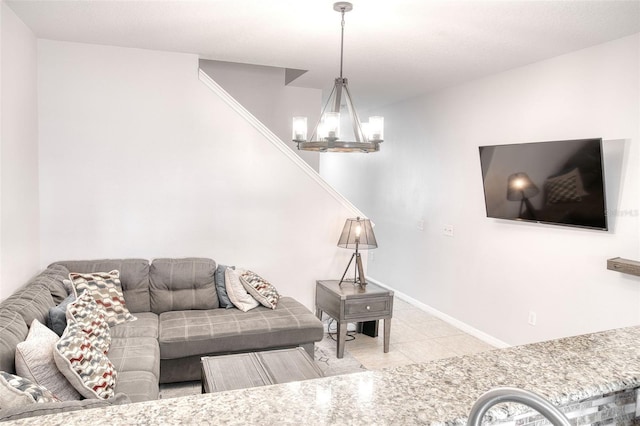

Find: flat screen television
<box><xmin>478</xmin><ymin>138</ymin><xmax>607</xmax><ymax>231</ymax></box>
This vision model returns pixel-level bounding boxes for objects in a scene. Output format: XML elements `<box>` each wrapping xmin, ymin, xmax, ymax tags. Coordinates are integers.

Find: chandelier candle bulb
<box><xmin>292</xmin><ymin>117</ymin><xmax>308</xmax><ymax>142</ymax></box>
<box><xmin>317</xmin><ymin>121</ymin><xmax>328</xmax><ymax>141</ymax></box>
<box><xmin>324</xmin><ymin>112</ymin><xmax>340</xmax><ymax>139</ymax></box>
<box><xmin>368</xmin><ymin>116</ymin><xmax>384</xmax><ymax>141</ymax></box>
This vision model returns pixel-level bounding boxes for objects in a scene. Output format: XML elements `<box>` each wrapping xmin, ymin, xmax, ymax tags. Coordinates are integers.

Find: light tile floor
<box><xmin>343</xmin><ymin>297</ymin><xmax>495</xmax><ymax>370</ymax></box>
<box><xmin>159</xmin><ymin>297</ymin><xmax>495</xmax><ymax>398</ymax></box>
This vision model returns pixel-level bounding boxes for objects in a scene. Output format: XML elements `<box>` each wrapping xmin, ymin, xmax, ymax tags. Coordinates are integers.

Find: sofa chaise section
<box><xmin>158</xmin><ymin>297</ymin><xmax>325</xmax><ymax>382</ymax></box>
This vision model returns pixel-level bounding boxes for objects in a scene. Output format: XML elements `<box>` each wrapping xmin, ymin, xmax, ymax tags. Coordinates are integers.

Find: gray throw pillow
<box><xmin>47</xmin><ymin>294</ymin><xmax>76</xmax><ymax>336</ymax></box>
<box><xmin>215</xmin><ymin>265</ymin><xmax>236</xmax><ymax>309</ymax></box>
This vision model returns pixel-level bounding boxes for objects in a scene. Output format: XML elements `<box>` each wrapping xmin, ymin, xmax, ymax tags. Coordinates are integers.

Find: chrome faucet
<box><xmin>467</xmin><ymin>387</ymin><xmax>571</xmax><ymax>426</ymax></box>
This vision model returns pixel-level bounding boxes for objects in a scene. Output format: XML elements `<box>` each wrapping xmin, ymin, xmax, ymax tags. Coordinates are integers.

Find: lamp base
<box><xmin>338</xmin><ymin>252</ymin><xmax>367</xmax><ymax>288</ymax></box>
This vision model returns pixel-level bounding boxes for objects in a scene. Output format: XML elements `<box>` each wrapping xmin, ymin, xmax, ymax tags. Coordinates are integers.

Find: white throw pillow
<box><xmin>15</xmin><ymin>319</ymin><xmax>82</xmax><ymax>401</ymax></box>
<box><xmin>225</xmin><ymin>268</ymin><xmax>259</xmax><ymax>312</ymax></box>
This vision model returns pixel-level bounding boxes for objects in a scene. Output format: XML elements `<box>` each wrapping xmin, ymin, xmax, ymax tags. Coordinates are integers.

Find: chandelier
<box><xmin>292</xmin><ymin>2</ymin><xmax>384</xmax><ymax>153</ymax></box>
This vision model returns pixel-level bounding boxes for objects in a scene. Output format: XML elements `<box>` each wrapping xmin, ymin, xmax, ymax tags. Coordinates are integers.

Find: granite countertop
<box><xmin>7</xmin><ymin>326</ymin><xmax>640</xmax><ymax>425</ymax></box>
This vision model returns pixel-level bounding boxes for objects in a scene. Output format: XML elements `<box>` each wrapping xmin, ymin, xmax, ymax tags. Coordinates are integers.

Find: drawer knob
<box><xmin>366</xmin><ymin>305</ymin><xmax>371</xmax><ymax>310</ymax></box>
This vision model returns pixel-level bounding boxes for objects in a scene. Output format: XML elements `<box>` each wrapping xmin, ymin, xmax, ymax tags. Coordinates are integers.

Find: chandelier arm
<box><xmin>343</xmin><ymin>83</ymin><xmax>365</xmax><ymax>143</ymax></box>
<box><xmin>333</xmin><ymin>79</ymin><xmax>343</xmax><ymax>114</ymax></box>
<box><xmin>309</xmin><ymin>84</ymin><xmax>337</xmax><ymax>141</ymax></box>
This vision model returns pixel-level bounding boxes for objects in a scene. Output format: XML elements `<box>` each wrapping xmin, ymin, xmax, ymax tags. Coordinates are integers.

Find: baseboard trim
<box><xmin>366</xmin><ymin>277</ymin><xmax>511</xmax><ymax>349</ymax></box>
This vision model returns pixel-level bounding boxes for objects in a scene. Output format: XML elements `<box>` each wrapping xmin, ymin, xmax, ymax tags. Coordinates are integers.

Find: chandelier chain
<box><xmin>339</xmin><ymin>9</ymin><xmax>346</xmax><ymax>78</ymax></box>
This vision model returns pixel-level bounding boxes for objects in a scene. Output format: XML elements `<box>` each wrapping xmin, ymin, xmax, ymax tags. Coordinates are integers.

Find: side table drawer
<box><xmin>345</xmin><ymin>298</ymin><xmax>390</xmax><ymax>318</ymax></box>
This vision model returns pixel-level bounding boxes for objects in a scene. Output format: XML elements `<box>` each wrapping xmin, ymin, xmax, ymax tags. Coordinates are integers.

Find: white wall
<box><xmin>199</xmin><ymin>60</ymin><xmax>321</xmax><ymax>171</ymax></box>
<box><xmin>321</xmin><ymin>34</ymin><xmax>640</xmax><ymax>345</ymax></box>
<box><xmin>0</xmin><ymin>2</ymin><xmax>40</xmax><ymax>300</ymax></box>
<box><xmin>38</xmin><ymin>40</ymin><xmax>358</xmax><ymax>309</ymax></box>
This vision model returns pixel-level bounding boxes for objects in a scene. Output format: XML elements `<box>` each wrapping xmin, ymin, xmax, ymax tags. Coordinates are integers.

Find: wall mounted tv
<box><xmin>478</xmin><ymin>138</ymin><xmax>607</xmax><ymax>231</ymax></box>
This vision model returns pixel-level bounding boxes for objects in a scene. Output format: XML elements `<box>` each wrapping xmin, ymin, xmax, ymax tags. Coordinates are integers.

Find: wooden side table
<box><xmin>315</xmin><ymin>280</ymin><xmax>393</xmax><ymax>359</ymax></box>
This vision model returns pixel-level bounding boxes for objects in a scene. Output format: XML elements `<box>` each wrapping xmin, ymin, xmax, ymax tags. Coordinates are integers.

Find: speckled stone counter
<box><xmin>7</xmin><ymin>326</ymin><xmax>640</xmax><ymax>425</ymax></box>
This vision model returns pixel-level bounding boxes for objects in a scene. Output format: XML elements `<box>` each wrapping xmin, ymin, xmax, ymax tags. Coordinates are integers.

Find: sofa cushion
<box><xmin>0</xmin><ymin>283</ymin><xmax>55</xmax><ymax>328</ymax></box>
<box><xmin>149</xmin><ymin>258</ymin><xmax>219</xmax><ymax>314</ymax></box>
<box><xmin>0</xmin><ymin>372</ymin><xmax>59</xmax><ymax>408</ymax></box>
<box><xmin>36</xmin><ymin>264</ymin><xmax>71</xmax><ymax>304</ymax></box>
<box><xmin>114</xmin><ymin>371</ymin><xmax>159</xmax><ymax>403</ymax></box>
<box><xmin>158</xmin><ymin>297</ymin><xmax>324</xmax><ymax>360</ymax></box>
<box><xmin>0</xmin><ymin>311</ymin><xmax>28</xmax><ymax>374</ymax></box>
<box><xmin>15</xmin><ymin>319</ymin><xmax>82</xmax><ymax>401</ymax></box>
<box><xmin>51</xmin><ymin>259</ymin><xmax>151</xmax><ymax>313</ymax></box>
<box><xmin>108</xmin><ymin>337</ymin><xmax>160</xmax><ymax>380</ymax></box>
<box><xmin>47</xmin><ymin>293</ymin><xmax>76</xmax><ymax>337</ymax></box>
<box><xmin>109</xmin><ymin>312</ymin><xmax>158</xmax><ymax>339</ymax></box>
<box><xmin>53</xmin><ymin>321</ymin><xmax>117</xmax><ymax>400</ymax></box>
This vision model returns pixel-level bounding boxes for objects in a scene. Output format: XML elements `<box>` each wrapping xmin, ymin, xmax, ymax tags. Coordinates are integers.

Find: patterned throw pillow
<box><xmin>224</xmin><ymin>268</ymin><xmax>259</xmax><ymax>312</ymax></box>
<box><xmin>0</xmin><ymin>372</ymin><xmax>59</xmax><ymax>409</ymax></box>
<box><xmin>53</xmin><ymin>321</ymin><xmax>117</xmax><ymax>400</ymax></box>
<box><xmin>239</xmin><ymin>270</ymin><xmax>280</xmax><ymax>309</ymax></box>
<box><xmin>65</xmin><ymin>290</ymin><xmax>111</xmax><ymax>354</ymax></box>
<box><xmin>15</xmin><ymin>319</ymin><xmax>82</xmax><ymax>401</ymax></box>
<box><xmin>545</xmin><ymin>168</ymin><xmax>589</xmax><ymax>204</ymax></box>
<box><xmin>69</xmin><ymin>270</ymin><xmax>136</xmax><ymax>327</ymax></box>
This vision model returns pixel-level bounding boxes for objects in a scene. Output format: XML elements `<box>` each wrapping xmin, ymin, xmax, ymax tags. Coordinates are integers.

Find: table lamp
<box><xmin>337</xmin><ymin>217</ymin><xmax>377</xmax><ymax>287</ymax></box>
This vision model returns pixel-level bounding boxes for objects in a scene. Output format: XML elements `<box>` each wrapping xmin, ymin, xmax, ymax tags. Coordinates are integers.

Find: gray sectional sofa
<box><xmin>0</xmin><ymin>258</ymin><xmax>324</xmax><ymax>418</ymax></box>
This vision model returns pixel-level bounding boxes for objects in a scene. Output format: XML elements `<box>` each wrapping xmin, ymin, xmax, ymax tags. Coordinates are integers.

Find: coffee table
<box><xmin>201</xmin><ymin>347</ymin><xmax>323</xmax><ymax>393</ymax></box>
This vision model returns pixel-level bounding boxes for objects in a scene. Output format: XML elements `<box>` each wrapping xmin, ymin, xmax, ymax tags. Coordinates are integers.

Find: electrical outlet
<box><xmin>528</xmin><ymin>311</ymin><xmax>537</xmax><ymax>326</ymax></box>
<box><xmin>369</xmin><ymin>251</ymin><xmax>375</xmax><ymax>262</ymax></box>
<box><xmin>443</xmin><ymin>225</ymin><xmax>454</xmax><ymax>237</ymax></box>
<box><xmin>417</xmin><ymin>219</ymin><xmax>425</xmax><ymax>231</ymax></box>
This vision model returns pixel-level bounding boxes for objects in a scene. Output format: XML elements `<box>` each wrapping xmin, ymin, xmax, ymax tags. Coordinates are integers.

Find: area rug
<box><xmin>314</xmin><ymin>335</ymin><xmax>367</xmax><ymax>377</ymax></box>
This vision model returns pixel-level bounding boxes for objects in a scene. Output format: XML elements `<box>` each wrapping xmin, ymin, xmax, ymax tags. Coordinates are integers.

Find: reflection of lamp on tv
<box><xmin>507</xmin><ymin>172</ymin><xmax>540</xmax><ymax>219</ymax></box>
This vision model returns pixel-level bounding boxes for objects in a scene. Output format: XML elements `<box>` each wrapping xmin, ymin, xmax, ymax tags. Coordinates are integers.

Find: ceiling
<box><xmin>7</xmin><ymin>0</ymin><xmax>640</xmax><ymax>108</ymax></box>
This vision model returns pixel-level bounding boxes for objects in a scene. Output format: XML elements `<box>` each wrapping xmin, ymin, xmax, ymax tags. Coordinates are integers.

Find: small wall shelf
<box><xmin>607</xmin><ymin>257</ymin><xmax>640</xmax><ymax>277</ymax></box>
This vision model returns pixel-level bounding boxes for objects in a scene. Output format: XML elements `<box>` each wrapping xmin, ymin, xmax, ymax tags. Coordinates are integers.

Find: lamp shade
<box><xmin>507</xmin><ymin>172</ymin><xmax>540</xmax><ymax>201</ymax></box>
<box><xmin>337</xmin><ymin>217</ymin><xmax>377</xmax><ymax>250</ymax></box>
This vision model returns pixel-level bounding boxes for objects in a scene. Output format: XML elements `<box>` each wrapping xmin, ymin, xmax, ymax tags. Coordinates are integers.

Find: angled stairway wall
<box><xmin>37</xmin><ymin>40</ymin><xmax>364</xmax><ymax>309</ymax></box>
<box><xmin>198</xmin><ymin>59</ymin><xmax>320</xmax><ymax>172</ymax></box>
